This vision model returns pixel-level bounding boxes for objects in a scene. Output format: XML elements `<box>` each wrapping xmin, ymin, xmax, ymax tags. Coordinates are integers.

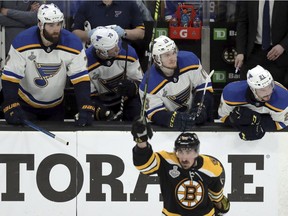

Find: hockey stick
<box><xmin>139</xmin><ymin>0</ymin><xmax>161</xmax><ymax>122</ymax></box>
<box><xmin>111</xmin><ymin>40</ymin><xmax>129</xmax><ymax>121</ymax></box>
<box><xmin>195</xmin><ymin>70</ymin><xmax>215</xmax><ymax>117</ymax></box>
<box><xmin>23</xmin><ymin>120</ymin><xmax>69</xmax><ymax>145</ymax></box>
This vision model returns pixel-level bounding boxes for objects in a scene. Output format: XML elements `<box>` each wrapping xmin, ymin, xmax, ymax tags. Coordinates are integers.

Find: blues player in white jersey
<box><xmin>86</xmin><ymin>27</ymin><xmax>143</xmax><ymax>121</ymax></box>
<box><xmin>1</xmin><ymin>3</ymin><xmax>94</xmax><ymax>126</ymax></box>
<box><xmin>139</xmin><ymin>35</ymin><xmax>214</xmax><ymax>131</ymax></box>
<box><xmin>218</xmin><ymin>65</ymin><xmax>288</xmax><ymax>141</ymax></box>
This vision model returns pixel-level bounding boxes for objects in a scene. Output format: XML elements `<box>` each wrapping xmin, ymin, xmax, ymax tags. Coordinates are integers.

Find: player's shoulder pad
<box><xmin>57</xmin><ymin>29</ymin><xmax>83</xmax><ymax>53</ymax></box>
<box><xmin>158</xmin><ymin>151</ymin><xmax>181</xmax><ymax>166</ymax></box>
<box><xmin>177</xmin><ymin>51</ymin><xmax>200</xmax><ymax>71</ymax></box>
<box><xmin>222</xmin><ymin>80</ymin><xmax>248</xmax><ymax>105</ymax></box>
<box><xmin>118</xmin><ymin>44</ymin><xmax>138</xmax><ymax>61</ymax></box>
<box><xmin>266</xmin><ymin>83</ymin><xmax>288</xmax><ymax>110</ymax></box>
<box><xmin>12</xmin><ymin>26</ymin><xmax>40</xmax><ymax>50</ymax></box>
<box><xmin>199</xmin><ymin>155</ymin><xmax>223</xmax><ymax>177</ymax></box>
<box><xmin>139</xmin><ymin>65</ymin><xmax>167</xmax><ymax>93</ymax></box>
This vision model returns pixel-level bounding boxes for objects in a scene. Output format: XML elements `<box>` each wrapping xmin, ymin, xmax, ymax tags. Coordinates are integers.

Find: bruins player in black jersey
<box><xmin>131</xmin><ymin>120</ymin><xmax>230</xmax><ymax>216</ymax></box>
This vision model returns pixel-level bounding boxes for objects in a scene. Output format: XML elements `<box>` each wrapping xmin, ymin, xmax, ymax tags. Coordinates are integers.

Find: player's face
<box><xmin>176</xmin><ymin>148</ymin><xmax>198</xmax><ymax>170</ymax></box>
<box><xmin>255</xmin><ymin>84</ymin><xmax>274</xmax><ymax>102</ymax></box>
<box><xmin>160</xmin><ymin>50</ymin><xmax>177</xmax><ymax>69</ymax></box>
<box><xmin>107</xmin><ymin>44</ymin><xmax>120</xmax><ymax>58</ymax></box>
<box><xmin>43</xmin><ymin>22</ymin><xmax>62</xmax><ymax>44</ymax></box>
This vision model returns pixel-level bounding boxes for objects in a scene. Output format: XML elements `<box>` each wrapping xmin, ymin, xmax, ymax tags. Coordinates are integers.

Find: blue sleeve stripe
<box><xmin>2</xmin><ymin>70</ymin><xmax>24</xmax><ymax>79</ymax></box>
<box><xmin>69</xmin><ymin>71</ymin><xmax>89</xmax><ymax>80</ymax></box>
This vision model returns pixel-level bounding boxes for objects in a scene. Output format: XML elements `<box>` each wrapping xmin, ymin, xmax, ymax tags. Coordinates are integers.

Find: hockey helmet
<box><xmin>38</xmin><ymin>3</ymin><xmax>64</xmax><ymax>28</ymax></box>
<box><xmin>91</xmin><ymin>27</ymin><xmax>119</xmax><ymax>58</ymax></box>
<box><xmin>247</xmin><ymin>65</ymin><xmax>274</xmax><ymax>90</ymax></box>
<box><xmin>151</xmin><ymin>35</ymin><xmax>177</xmax><ymax>67</ymax></box>
<box><xmin>174</xmin><ymin>133</ymin><xmax>200</xmax><ymax>153</ymax></box>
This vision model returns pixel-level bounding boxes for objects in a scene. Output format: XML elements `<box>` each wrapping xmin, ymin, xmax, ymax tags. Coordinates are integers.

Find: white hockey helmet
<box><xmin>91</xmin><ymin>27</ymin><xmax>119</xmax><ymax>58</ymax></box>
<box><xmin>151</xmin><ymin>35</ymin><xmax>177</xmax><ymax>67</ymax></box>
<box><xmin>37</xmin><ymin>3</ymin><xmax>64</xmax><ymax>28</ymax></box>
<box><xmin>247</xmin><ymin>65</ymin><xmax>274</xmax><ymax>90</ymax></box>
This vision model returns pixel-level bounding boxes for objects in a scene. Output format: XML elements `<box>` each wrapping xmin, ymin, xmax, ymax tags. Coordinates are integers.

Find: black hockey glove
<box><xmin>75</xmin><ymin>105</ymin><xmax>95</xmax><ymax>126</ymax></box>
<box><xmin>239</xmin><ymin>123</ymin><xmax>265</xmax><ymax>141</ymax></box>
<box><xmin>117</xmin><ymin>79</ymin><xmax>138</xmax><ymax>98</ymax></box>
<box><xmin>169</xmin><ymin>112</ymin><xmax>196</xmax><ymax>131</ymax></box>
<box><xmin>2</xmin><ymin>101</ymin><xmax>27</xmax><ymax>125</ymax></box>
<box><xmin>214</xmin><ymin>196</ymin><xmax>230</xmax><ymax>215</ymax></box>
<box><xmin>95</xmin><ymin>106</ymin><xmax>114</xmax><ymax>121</ymax></box>
<box><xmin>229</xmin><ymin>106</ymin><xmax>261</xmax><ymax>127</ymax></box>
<box><xmin>131</xmin><ymin>117</ymin><xmax>153</xmax><ymax>143</ymax></box>
<box><xmin>190</xmin><ymin>104</ymin><xmax>207</xmax><ymax>125</ymax></box>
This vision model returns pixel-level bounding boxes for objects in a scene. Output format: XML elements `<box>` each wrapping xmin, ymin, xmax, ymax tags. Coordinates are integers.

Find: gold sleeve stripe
<box><xmin>1</xmin><ymin>75</ymin><xmax>20</xmax><ymax>83</ymax></box>
<box><xmin>71</xmin><ymin>76</ymin><xmax>90</xmax><ymax>85</ymax></box>
<box><xmin>16</xmin><ymin>44</ymin><xmax>41</xmax><ymax>52</ymax></box>
<box><xmin>224</xmin><ymin>100</ymin><xmax>248</xmax><ymax>106</ymax></box>
<box><xmin>147</xmin><ymin>107</ymin><xmax>167</xmax><ymax>120</ymax></box>
<box><xmin>136</xmin><ymin>26</ymin><xmax>145</xmax><ymax>30</ymax></box>
<box><xmin>180</xmin><ymin>65</ymin><xmax>199</xmax><ymax>73</ymax></box>
<box><xmin>135</xmin><ymin>153</ymin><xmax>156</xmax><ymax>170</ymax></box>
<box><xmin>275</xmin><ymin>122</ymin><xmax>283</xmax><ymax>130</ymax></box>
<box><xmin>88</xmin><ymin>62</ymin><xmax>101</xmax><ymax>71</ymax></box>
<box><xmin>56</xmin><ymin>45</ymin><xmax>81</xmax><ymax>54</ymax></box>
<box><xmin>220</xmin><ymin>116</ymin><xmax>228</xmax><ymax>123</ymax></box>
<box><xmin>150</xmin><ymin>79</ymin><xmax>168</xmax><ymax>94</ymax></box>
<box><xmin>208</xmin><ymin>188</ymin><xmax>223</xmax><ymax>202</ymax></box>
<box><xmin>117</xmin><ymin>55</ymin><xmax>136</xmax><ymax>62</ymax></box>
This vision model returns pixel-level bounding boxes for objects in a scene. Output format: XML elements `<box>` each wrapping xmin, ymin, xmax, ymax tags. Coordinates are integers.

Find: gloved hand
<box><xmin>117</xmin><ymin>79</ymin><xmax>138</xmax><ymax>98</ymax></box>
<box><xmin>95</xmin><ymin>106</ymin><xmax>114</xmax><ymax>121</ymax></box>
<box><xmin>214</xmin><ymin>196</ymin><xmax>230</xmax><ymax>215</ymax></box>
<box><xmin>131</xmin><ymin>117</ymin><xmax>153</xmax><ymax>143</ymax></box>
<box><xmin>169</xmin><ymin>112</ymin><xmax>196</xmax><ymax>131</ymax></box>
<box><xmin>229</xmin><ymin>106</ymin><xmax>261</xmax><ymax>126</ymax></box>
<box><xmin>190</xmin><ymin>104</ymin><xmax>207</xmax><ymax>125</ymax></box>
<box><xmin>75</xmin><ymin>105</ymin><xmax>95</xmax><ymax>126</ymax></box>
<box><xmin>112</xmin><ymin>25</ymin><xmax>126</xmax><ymax>38</ymax></box>
<box><xmin>2</xmin><ymin>101</ymin><xmax>27</xmax><ymax>125</ymax></box>
<box><xmin>239</xmin><ymin>123</ymin><xmax>265</xmax><ymax>141</ymax></box>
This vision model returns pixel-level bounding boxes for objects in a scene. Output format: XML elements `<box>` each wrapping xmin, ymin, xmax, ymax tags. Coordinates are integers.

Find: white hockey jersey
<box><xmin>218</xmin><ymin>80</ymin><xmax>288</xmax><ymax>130</ymax></box>
<box><xmin>86</xmin><ymin>43</ymin><xmax>143</xmax><ymax>97</ymax></box>
<box><xmin>1</xmin><ymin>26</ymin><xmax>90</xmax><ymax>108</ymax></box>
<box><xmin>139</xmin><ymin>51</ymin><xmax>213</xmax><ymax>120</ymax></box>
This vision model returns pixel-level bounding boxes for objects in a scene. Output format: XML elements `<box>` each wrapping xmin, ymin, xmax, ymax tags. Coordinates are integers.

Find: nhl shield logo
<box><xmin>28</xmin><ymin>52</ymin><xmax>36</xmax><ymax>61</ymax></box>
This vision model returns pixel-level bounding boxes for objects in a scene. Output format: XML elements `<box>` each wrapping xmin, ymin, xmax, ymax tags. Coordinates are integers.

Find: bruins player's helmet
<box><xmin>174</xmin><ymin>133</ymin><xmax>200</xmax><ymax>153</ymax></box>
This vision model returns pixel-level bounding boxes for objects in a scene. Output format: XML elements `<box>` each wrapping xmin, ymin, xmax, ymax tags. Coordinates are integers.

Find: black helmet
<box><xmin>174</xmin><ymin>133</ymin><xmax>200</xmax><ymax>153</ymax></box>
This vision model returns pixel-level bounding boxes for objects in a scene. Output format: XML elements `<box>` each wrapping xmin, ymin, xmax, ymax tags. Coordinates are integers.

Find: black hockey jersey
<box><xmin>133</xmin><ymin>144</ymin><xmax>224</xmax><ymax>216</ymax></box>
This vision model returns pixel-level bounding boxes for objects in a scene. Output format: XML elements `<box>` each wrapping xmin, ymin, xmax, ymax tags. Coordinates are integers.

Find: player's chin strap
<box><xmin>191</xmin><ymin>69</ymin><xmax>214</xmax><ymax>120</ymax></box>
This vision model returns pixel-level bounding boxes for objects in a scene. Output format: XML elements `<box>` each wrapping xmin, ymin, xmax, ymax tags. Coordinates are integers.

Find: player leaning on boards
<box><xmin>131</xmin><ymin>119</ymin><xmax>230</xmax><ymax>216</ymax></box>
<box><xmin>218</xmin><ymin>65</ymin><xmax>288</xmax><ymax>141</ymax></box>
<box><xmin>1</xmin><ymin>3</ymin><xmax>94</xmax><ymax>126</ymax></box>
<box><xmin>139</xmin><ymin>35</ymin><xmax>214</xmax><ymax>131</ymax></box>
<box><xmin>86</xmin><ymin>27</ymin><xmax>143</xmax><ymax>121</ymax></box>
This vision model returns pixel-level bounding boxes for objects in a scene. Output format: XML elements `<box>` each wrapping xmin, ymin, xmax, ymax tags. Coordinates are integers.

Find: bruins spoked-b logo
<box><xmin>33</xmin><ymin>61</ymin><xmax>62</xmax><ymax>87</ymax></box>
<box><xmin>175</xmin><ymin>178</ymin><xmax>204</xmax><ymax>209</ymax></box>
